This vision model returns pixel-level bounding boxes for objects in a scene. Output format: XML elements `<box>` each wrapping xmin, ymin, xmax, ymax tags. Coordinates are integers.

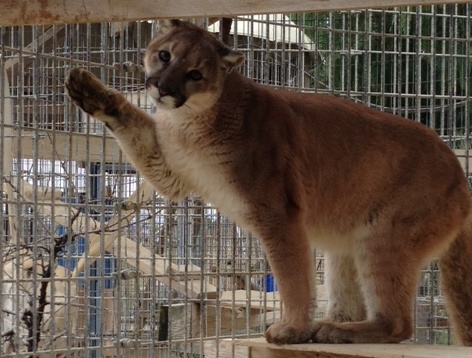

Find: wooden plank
<box><xmin>12</xmin><ymin>90</ymin><xmax>148</xmax><ymax>163</ymax></box>
<box><xmin>167</xmin><ymin>291</ymin><xmax>281</xmax><ymax>340</ymax></box>
<box><xmin>12</xmin><ymin>128</ymin><xmax>120</xmax><ymax>162</ymax></box>
<box><xmin>71</xmin><ymin>180</ymin><xmax>155</xmax><ymax>276</ymax></box>
<box><xmin>196</xmin><ymin>304</ymin><xmax>280</xmax><ymax>338</ymax></box>
<box><xmin>219</xmin><ymin>290</ymin><xmax>280</xmax><ymax>311</ymax></box>
<box><xmin>11</xmin><ymin>131</ymin><xmax>472</xmax><ymax>174</ymax></box>
<box><xmin>111</xmin><ymin>237</ymin><xmax>218</xmax><ymax>299</ymax></box>
<box><xmin>20</xmin><ymin>178</ymin><xmax>99</xmax><ymax>232</ymax></box>
<box><xmin>2</xmin><ymin>72</ymin><xmax>19</xmax><ymax>243</ymax></box>
<box><xmin>0</xmin><ymin>0</ymin><xmax>470</xmax><ymax>27</ymax></box>
<box><xmin>102</xmin><ymin>342</ymin><xmax>168</xmax><ymax>358</ymax></box>
<box><xmin>233</xmin><ymin>338</ymin><xmax>472</xmax><ymax>358</ymax></box>
<box><xmin>72</xmin><ymin>178</ymin><xmax>217</xmax><ymax>299</ymax></box>
<box><xmin>21</xmin><ymin>180</ymin><xmax>63</xmax><ymax>201</ymax></box>
<box><xmin>204</xmin><ymin>339</ymin><xmax>249</xmax><ymax>358</ymax></box>
<box><xmin>2</xmin><ymin>260</ymin><xmax>81</xmax><ymax>354</ymax></box>
<box><xmin>17</xmin><ymin>177</ymin><xmax>217</xmax><ymax>299</ymax></box>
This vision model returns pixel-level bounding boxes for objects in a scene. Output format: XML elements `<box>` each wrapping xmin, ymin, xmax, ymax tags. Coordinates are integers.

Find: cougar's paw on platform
<box><xmin>265</xmin><ymin>321</ymin><xmax>312</xmax><ymax>345</ymax></box>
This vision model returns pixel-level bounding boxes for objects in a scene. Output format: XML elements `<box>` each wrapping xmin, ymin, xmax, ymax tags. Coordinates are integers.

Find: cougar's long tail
<box><xmin>439</xmin><ymin>219</ymin><xmax>472</xmax><ymax>345</ymax></box>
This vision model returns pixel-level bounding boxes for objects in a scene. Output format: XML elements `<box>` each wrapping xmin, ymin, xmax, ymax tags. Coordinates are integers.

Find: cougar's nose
<box><xmin>145</xmin><ymin>76</ymin><xmax>170</xmax><ymax>97</ymax></box>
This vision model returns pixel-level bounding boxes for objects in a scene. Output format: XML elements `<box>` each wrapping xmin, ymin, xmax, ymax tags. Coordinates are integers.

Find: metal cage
<box><xmin>1</xmin><ymin>5</ymin><xmax>471</xmax><ymax>357</ymax></box>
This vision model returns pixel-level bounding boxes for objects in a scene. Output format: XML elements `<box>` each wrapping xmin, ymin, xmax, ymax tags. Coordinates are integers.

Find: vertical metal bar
<box><xmin>0</xmin><ymin>26</ymin><xmax>4</xmax><ymax>356</ymax></box>
<box><xmin>464</xmin><ymin>4</ymin><xmax>471</xmax><ymax>176</ymax></box>
<box><xmin>429</xmin><ymin>6</ymin><xmax>437</xmax><ymax>132</ymax></box>
<box><xmin>404</xmin><ymin>7</ymin><xmax>411</xmax><ymax>119</ymax></box>
<box><xmin>440</xmin><ymin>5</ymin><xmax>448</xmax><ymax>134</ymax></box>
<box><xmin>15</xmin><ymin>25</ymin><xmax>26</xmax><ymax>356</ymax></box>
<box><xmin>48</xmin><ymin>23</ymin><xmax>59</xmax><ymax>358</ymax></box>
<box><xmin>448</xmin><ymin>4</ymin><xmax>457</xmax><ymax>143</ymax></box>
<box><xmin>380</xmin><ymin>9</ymin><xmax>386</xmax><ymax>111</ymax></box>
<box><xmin>328</xmin><ymin>12</ymin><xmax>334</xmax><ymax>93</ymax></box>
<box><xmin>415</xmin><ymin>6</ymin><xmax>423</xmax><ymax>123</ymax></box>
<box><xmin>82</xmin><ymin>21</ymin><xmax>92</xmax><ymax>358</ymax></box>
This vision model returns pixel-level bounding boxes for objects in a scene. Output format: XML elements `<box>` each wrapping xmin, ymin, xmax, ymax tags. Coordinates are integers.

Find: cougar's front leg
<box><xmin>65</xmin><ymin>68</ymin><xmax>189</xmax><ymax>199</ymax></box>
<box><xmin>261</xmin><ymin>221</ymin><xmax>316</xmax><ymax>344</ymax></box>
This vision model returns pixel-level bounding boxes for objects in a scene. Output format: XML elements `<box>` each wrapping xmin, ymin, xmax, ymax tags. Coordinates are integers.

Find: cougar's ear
<box><xmin>157</xmin><ymin>19</ymin><xmax>183</xmax><ymax>35</ymax></box>
<box><xmin>218</xmin><ymin>46</ymin><xmax>245</xmax><ymax>73</ymax></box>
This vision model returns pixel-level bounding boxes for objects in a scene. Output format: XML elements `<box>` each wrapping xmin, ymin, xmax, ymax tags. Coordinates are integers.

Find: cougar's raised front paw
<box><xmin>65</xmin><ymin>68</ymin><xmax>116</xmax><ymax>116</ymax></box>
<box><xmin>265</xmin><ymin>321</ymin><xmax>312</xmax><ymax>345</ymax></box>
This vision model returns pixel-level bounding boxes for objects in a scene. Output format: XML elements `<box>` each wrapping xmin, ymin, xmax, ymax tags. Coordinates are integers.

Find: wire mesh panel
<box><xmin>0</xmin><ymin>5</ymin><xmax>471</xmax><ymax>357</ymax></box>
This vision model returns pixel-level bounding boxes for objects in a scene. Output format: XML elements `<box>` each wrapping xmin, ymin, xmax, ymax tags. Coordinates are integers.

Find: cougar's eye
<box><xmin>158</xmin><ymin>50</ymin><xmax>171</xmax><ymax>63</ymax></box>
<box><xmin>187</xmin><ymin>70</ymin><xmax>203</xmax><ymax>81</ymax></box>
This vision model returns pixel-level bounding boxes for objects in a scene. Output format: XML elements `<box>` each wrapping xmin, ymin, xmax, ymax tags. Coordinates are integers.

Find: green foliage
<box><xmin>290</xmin><ymin>5</ymin><xmax>472</xmax><ymax>135</ymax></box>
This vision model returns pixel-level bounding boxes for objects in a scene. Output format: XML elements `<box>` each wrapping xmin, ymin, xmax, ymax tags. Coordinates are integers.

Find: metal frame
<box><xmin>1</xmin><ymin>5</ymin><xmax>470</xmax><ymax>357</ymax></box>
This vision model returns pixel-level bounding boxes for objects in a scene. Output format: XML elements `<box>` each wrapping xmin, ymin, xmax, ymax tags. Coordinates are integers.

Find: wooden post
<box><xmin>1</xmin><ymin>69</ymin><xmax>24</xmax><ymax>327</ymax></box>
<box><xmin>2</xmin><ymin>71</ymin><xmax>18</xmax><ymax>252</ymax></box>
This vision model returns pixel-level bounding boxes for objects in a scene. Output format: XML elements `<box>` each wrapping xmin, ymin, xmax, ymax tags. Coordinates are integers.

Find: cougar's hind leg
<box><xmin>440</xmin><ymin>222</ymin><xmax>472</xmax><ymax>346</ymax></box>
<box><xmin>321</xmin><ymin>253</ymin><xmax>366</xmax><ymax>323</ymax></box>
<box><xmin>313</xmin><ymin>232</ymin><xmax>419</xmax><ymax>343</ymax></box>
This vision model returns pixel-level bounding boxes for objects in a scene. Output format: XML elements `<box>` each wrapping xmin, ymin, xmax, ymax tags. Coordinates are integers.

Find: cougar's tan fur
<box><xmin>66</xmin><ymin>20</ymin><xmax>472</xmax><ymax>345</ymax></box>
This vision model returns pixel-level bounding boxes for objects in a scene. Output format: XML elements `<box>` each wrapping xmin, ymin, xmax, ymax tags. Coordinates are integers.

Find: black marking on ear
<box><xmin>170</xmin><ymin>19</ymin><xmax>183</xmax><ymax>27</ymax></box>
<box><xmin>104</xmin><ymin>122</ymin><xmax>114</xmax><ymax>132</ymax></box>
<box><xmin>217</xmin><ymin>45</ymin><xmax>231</xmax><ymax>57</ymax></box>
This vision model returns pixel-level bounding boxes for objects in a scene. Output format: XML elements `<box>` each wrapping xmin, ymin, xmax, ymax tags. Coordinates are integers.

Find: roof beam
<box><xmin>0</xmin><ymin>0</ymin><xmax>469</xmax><ymax>27</ymax></box>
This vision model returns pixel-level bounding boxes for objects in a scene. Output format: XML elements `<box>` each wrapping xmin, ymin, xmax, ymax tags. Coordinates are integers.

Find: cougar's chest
<box><xmin>155</xmin><ymin>110</ymin><xmax>249</xmax><ymax>219</ymax></box>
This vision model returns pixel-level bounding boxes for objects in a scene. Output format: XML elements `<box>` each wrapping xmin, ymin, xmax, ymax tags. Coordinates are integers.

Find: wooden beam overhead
<box><xmin>0</xmin><ymin>0</ymin><xmax>470</xmax><ymax>27</ymax></box>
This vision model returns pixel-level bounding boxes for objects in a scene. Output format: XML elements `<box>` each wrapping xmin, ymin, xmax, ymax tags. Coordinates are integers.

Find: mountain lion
<box><xmin>66</xmin><ymin>20</ymin><xmax>472</xmax><ymax>345</ymax></box>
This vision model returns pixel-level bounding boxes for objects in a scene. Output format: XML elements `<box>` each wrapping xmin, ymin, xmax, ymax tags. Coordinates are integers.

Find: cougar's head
<box><xmin>143</xmin><ymin>20</ymin><xmax>244</xmax><ymax>112</ymax></box>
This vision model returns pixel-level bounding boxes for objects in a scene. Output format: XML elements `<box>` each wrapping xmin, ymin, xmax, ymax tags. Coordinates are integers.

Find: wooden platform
<box><xmin>226</xmin><ymin>338</ymin><xmax>472</xmax><ymax>358</ymax></box>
